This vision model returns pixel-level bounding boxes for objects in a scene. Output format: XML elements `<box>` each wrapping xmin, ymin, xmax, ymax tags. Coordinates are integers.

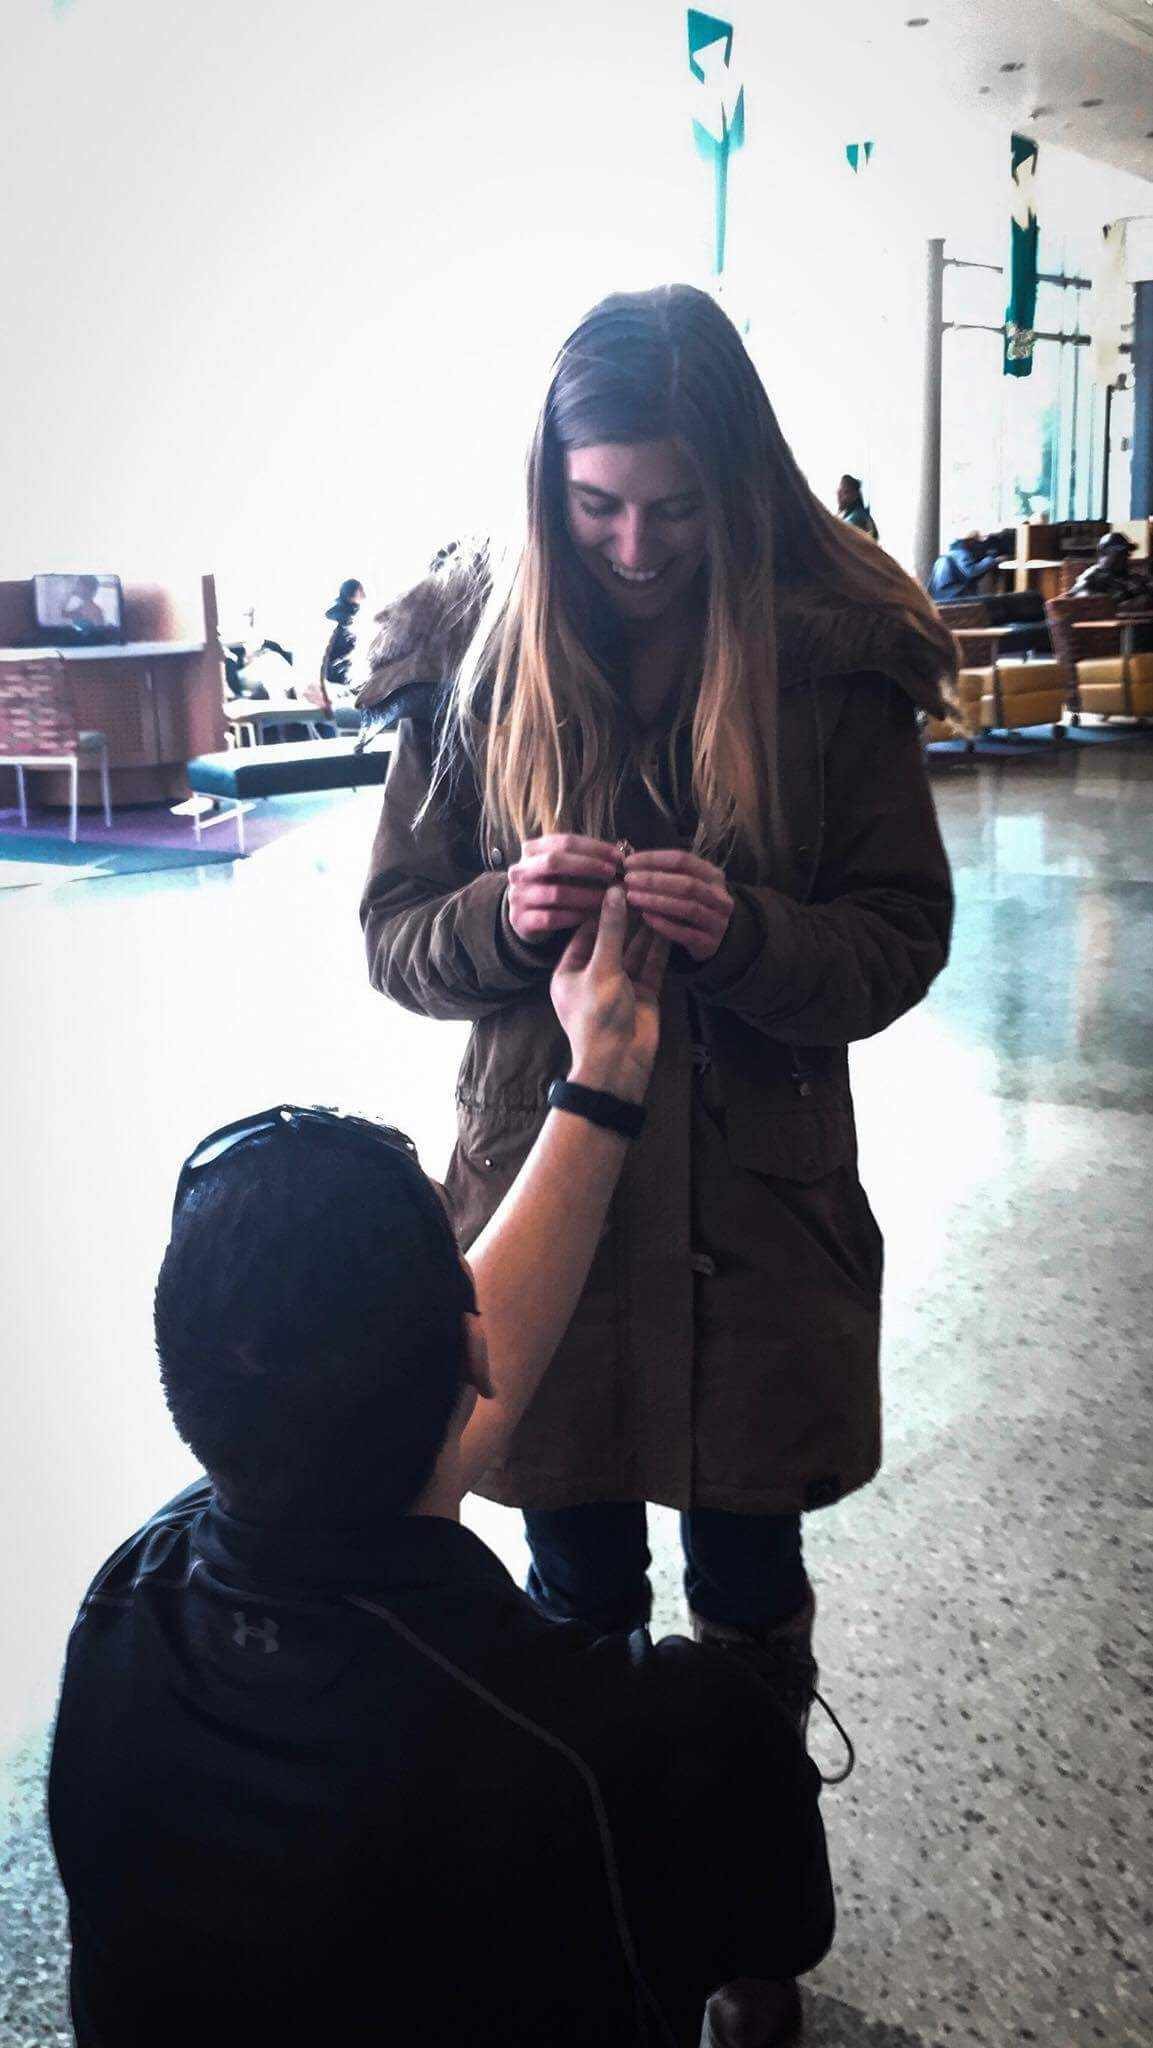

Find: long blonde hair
<box><xmin>434</xmin><ymin>285</ymin><xmax>953</xmax><ymax>879</ymax></box>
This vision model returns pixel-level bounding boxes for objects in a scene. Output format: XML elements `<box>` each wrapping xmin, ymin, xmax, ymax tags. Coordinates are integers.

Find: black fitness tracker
<box><xmin>546</xmin><ymin>1079</ymin><xmax>646</xmax><ymax>1140</ymax></box>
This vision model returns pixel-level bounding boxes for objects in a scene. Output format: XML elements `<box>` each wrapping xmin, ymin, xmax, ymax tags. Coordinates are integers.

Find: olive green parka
<box><xmin>360</xmin><ymin>602</ymin><xmax>953</xmax><ymax>1514</ymax></box>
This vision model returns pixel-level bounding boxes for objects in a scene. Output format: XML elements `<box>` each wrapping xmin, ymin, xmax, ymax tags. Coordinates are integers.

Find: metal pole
<box><xmin>1102</xmin><ymin>380</ymin><xmax>1113</xmax><ymax>522</ymax></box>
<box><xmin>1131</xmin><ymin>278</ymin><xmax>1153</xmax><ymax>519</ymax></box>
<box><xmin>913</xmin><ymin>237</ymin><xmax>945</xmax><ymax>586</ymax></box>
<box><xmin>1069</xmin><ymin>320</ymin><xmax>1081</xmax><ymax>516</ymax></box>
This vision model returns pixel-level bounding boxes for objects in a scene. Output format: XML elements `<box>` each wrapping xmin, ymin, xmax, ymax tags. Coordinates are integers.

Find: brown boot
<box><xmin>690</xmin><ymin>1585</ymin><xmax>818</xmax><ymax>1737</ymax></box>
<box><xmin>692</xmin><ymin>1598</ymin><xmax>818</xmax><ymax>2047</ymax></box>
<box><xmin>690</xmin><ymin>1586</ymin><xmax>855</xmax><ymax>1782</ymax></box>
<box><xmin>701</xmin><ymin>1974</ymin><xmax>803</xmax><ymax>2046</ymax></box>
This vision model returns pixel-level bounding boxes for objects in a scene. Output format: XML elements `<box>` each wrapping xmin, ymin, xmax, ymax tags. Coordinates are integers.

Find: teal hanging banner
<box><xmin>845</xmin><ymin>141</ymin><xmax>874</xmax><ymax>174</ymax></box>
<box><xmin>1004</xmin><ymin>131</ymin><xmax>1039</xmax><ymax>378</ymax></box>
<box><xmin>687</xmin><ymin>10</ymin><xmax>746</xmax><ymax>275</ymax></box>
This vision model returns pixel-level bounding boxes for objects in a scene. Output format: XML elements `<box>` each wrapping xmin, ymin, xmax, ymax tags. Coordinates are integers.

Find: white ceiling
<box><xmin>775</xmin><ymin>0</ymin><xmax>1153</xmax><ymax>184</ymax></box>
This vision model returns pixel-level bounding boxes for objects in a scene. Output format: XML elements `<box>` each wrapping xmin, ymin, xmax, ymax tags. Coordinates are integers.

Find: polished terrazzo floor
<box><xmin>1</xmin><ymin>735</ymin><xmax>1151</xmax><ymax>2046</ymax></box>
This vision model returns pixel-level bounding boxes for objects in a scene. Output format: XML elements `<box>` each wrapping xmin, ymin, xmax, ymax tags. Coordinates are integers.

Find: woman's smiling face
<box><xmin>564</xmin><ymin>439</ymin><xmax>708</xmax><ymax>624</ymax></box>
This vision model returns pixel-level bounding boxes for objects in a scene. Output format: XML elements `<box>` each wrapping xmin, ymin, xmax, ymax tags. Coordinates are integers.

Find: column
<box><xmin>1127</xmin><ymin>219</ymin><xmax>1153</xmax><ymax>521</ymax></box>
<box><xmin>913</xmin><ymin>238</ymin><xmax>945</xmax><ymax>586</ymax></box>
<box><xmin>1131</xmin><ymin>281</ymin><xmax>1153</xmax><ymax>520</ymax></box>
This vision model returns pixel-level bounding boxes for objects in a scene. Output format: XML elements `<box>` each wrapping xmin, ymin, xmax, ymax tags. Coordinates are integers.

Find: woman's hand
<box><xmin>507</xmin><ymin>833</ymin><xmax>621</xmax><ymax>943</ymax></box>
<box><xmin>550</xmin><ymin>887</ymin><xmax>667</xmax><ymax>1105</ymax></box>
<box><xmin>623</xmin><ymin>848</ymin><xmax>734</xmax><ymax>963</ymax></box>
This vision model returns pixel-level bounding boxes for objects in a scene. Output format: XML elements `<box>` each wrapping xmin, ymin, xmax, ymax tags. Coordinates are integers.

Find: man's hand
<box><xmin>456</xmin><ymin>890</ymin><xmax>665</xmax><ymax>1493</ymax></box>
<box><xmin>507</xmin><ymin>833</ymin><xmax>620</xmax><ymax>942</ymax></box>
<box><xmin>623</xmin><ymin>848</ymin><xmax>734</xmax><ymax>963</ymax></box>
<box><xmin>550</xmin><ymin>886</ymin><xmax>666</xmax><ymax>1105</ymax></box>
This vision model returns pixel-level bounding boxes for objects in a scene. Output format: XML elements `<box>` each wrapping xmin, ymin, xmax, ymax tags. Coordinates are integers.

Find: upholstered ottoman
<box><xmin>186</xmin><ymin>737</ymin><xmax>393</xmax><ymax>853</ymax></box>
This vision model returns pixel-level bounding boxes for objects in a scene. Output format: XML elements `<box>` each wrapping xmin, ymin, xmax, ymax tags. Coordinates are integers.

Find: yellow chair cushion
<box><xmin>980</xmin><ymin>661</ymin><xmax>1066</xmax><ymax>730</ymax></box>
<box><xmin>954</xmin><ymin>667</ymin><xmax>992</xmax><ymax>736</ymax></box>
<box><xmin>1076</xmin><ymin>657</ymin><xmax>1125</xmax><ymax>688</ymax></box>
<box><xmin>999</xmin><ymin>657</ymin><xmax>1063</xmax><ymax>687</ymax></box>
<box><xmin>980</xmin><ymin>691</ymin><xmax>1065</xmax><ymax>731</ymax></box>
<box><xmin>1076</xmin><ymin>652</ymin><xmax>1153</xmax><ymax>718</ymax></box>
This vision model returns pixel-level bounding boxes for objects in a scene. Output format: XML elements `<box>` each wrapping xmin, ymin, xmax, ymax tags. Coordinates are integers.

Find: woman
<box><xmin>360</xmin><ymin>284</ymin><xmax>954</xmax><ymax>1719</ymax></box>
<box><xmin>835</xmin><ymin>473</ymin><xmax>878</xmax><ymax>540</ymax></box>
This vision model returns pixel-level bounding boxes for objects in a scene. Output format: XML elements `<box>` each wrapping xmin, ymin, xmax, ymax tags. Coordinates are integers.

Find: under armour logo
<box><xmin>232</xmin><ymin>1610</ymin><xmax>279</xmax><ymax>1653</ymax></box>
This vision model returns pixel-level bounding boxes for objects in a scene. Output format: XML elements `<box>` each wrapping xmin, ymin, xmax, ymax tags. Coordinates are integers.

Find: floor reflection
<box><xmin>2</xmin><ymin>735</ymin><xmax>1151</xmax><ymax>2044</ymax></box>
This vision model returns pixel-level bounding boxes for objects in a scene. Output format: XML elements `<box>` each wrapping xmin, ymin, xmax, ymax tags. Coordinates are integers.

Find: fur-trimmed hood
<box><xmin>774</xmin><ymin>595</ymin><xmax>951</xmax><ymax>717</ymax></box>
<box><xmin>357</xmin><ymin>548</ymin><xmax>951</xmax><ymax>738</ymax></box>
<box><xmin>358</xmin><ymin>551</ymin><xmax>487</xmax><ymax>740</ymax></box>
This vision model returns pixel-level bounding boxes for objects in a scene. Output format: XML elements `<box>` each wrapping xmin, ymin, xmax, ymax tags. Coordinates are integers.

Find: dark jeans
<box><xmin>524</xmin><ymin>1502</ymin><xmax>807</xmax><ymax>1634</ymax></box>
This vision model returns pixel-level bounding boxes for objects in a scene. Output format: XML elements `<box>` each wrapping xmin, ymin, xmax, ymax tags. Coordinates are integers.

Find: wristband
<box><xmin>546</xmin><ymin>1079</ymin><xmax>646</xmax><ymax>1140</ymax></box>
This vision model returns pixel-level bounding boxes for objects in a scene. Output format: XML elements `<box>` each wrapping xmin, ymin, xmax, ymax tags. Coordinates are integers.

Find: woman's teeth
<box><xmin>607</xmin><ymin>562</ymin><xmax>666</xmax><ymax>584</ymax></box>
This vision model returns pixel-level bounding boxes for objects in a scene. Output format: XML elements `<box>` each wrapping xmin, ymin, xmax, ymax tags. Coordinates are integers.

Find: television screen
<box><xmin>33</xmin><ymin>573</ymin><xmax>124</xmax><ymax>646</ymax></box>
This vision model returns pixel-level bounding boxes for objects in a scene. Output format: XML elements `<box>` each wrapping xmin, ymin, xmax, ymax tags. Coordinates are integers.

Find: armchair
<box><xmin>1045</xmin><ymin>595</ymin><xmax>1153</xmax><ymax>723</ymax></box>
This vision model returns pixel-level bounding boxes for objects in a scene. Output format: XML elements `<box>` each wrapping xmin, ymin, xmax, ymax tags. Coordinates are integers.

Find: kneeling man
<box><xmin>50</xmin><ymin>891</ymin><xmax>833</xmax><ymax>2047</ymax></box>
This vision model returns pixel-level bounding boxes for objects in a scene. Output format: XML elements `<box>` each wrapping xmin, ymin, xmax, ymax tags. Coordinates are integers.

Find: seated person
<box><xmin>983</xmin><ymin>526</ymin><xmax>1017</xmax><ymax>565</ymax></box>
<box><xmin>300</xmin><ymin>578</ymin><xmax>369</xmax><ymax>730</ymax></box>
<box><xmin>49</xmin><ymin>889</ymin><xmax>834</xmax><ymax>2048</ymax></box>
<box><xmin>928</xmin><ymin>531</ymin><xmax>1002</xmax><ymax>604</ymax></box>
<box><xmin>319</xmin><ymin>577</ymin><xmax>367</xmax><ymax>702</ymax></box>
<box><xmin>1069</xmin><ymin>531</ymin><xmax>1151</xmax><ymax>605</ymax></box>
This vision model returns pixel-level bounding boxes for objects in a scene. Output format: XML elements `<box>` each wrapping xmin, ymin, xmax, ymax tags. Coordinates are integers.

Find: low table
<box><xmin>186</xmin><ymin>736</ymin><xmax>394</xmax><ymax>853</ymax></box>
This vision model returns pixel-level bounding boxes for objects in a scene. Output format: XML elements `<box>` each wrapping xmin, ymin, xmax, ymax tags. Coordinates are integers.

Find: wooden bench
<box><xmin>186</xmin><ymin>736</ymin><xmax>393</xmax><ymax>853</ymax></box>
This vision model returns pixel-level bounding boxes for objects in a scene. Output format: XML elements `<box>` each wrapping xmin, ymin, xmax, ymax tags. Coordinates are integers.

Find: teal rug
<box><xmin>0</xmin><ymin>833</ymin><xmax>233</xmax><ymax>893</ymax></box>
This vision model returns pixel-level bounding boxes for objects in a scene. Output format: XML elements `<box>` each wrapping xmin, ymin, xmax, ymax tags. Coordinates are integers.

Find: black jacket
<box><xmin>50</xmin><ymin>1481</ymin><xmax>834</xmax><ymax>2047</ymax></box>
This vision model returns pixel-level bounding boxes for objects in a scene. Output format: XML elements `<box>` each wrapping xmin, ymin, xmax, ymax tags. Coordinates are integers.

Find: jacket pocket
<box><xmin>723</xmin><ymin>1090</ymin><xmax>857</xmax><ymax>1185</ymax></box>
<box><xmin>736</xmin><ymin>1153</ymin><xmax>884</xmax><ymax>1305</ymax></box>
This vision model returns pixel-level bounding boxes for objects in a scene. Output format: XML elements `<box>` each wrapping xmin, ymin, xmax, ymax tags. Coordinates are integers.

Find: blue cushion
<box><xmin>186</xmin><ymin>739</ymin><xmax>392</xmax><ymax>799</ymax></box>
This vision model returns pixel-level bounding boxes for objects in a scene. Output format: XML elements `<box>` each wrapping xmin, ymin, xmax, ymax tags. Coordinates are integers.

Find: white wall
<box><xmin>5</xmin><ymin>0</ymin><xmax>712</xmax><ymax>639</ymax></box>
<box><xmin>6</xmin><ymin>0</ymin><xmax>1152</xmax><ymax>625</ymax></box>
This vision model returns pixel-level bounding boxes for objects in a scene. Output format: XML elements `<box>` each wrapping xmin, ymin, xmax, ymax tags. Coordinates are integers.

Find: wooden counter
<box><xmin>0</xmin><ymin>579</ymin><xmax>226</xmax><ymax>810</ymax></box>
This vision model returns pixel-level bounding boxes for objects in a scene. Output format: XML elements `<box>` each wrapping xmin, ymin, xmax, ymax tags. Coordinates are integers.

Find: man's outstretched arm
<box><xmin>456</xmin><ymin>888</ymin><xmax>664</xmax><ymax>1491</ymax></box>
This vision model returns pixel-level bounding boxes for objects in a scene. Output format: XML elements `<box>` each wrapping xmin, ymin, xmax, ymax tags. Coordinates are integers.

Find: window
<box><xmin>941</xmin><ymin>237</ymin><xmax>1110</xmax><ymax>543</ymax></box>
